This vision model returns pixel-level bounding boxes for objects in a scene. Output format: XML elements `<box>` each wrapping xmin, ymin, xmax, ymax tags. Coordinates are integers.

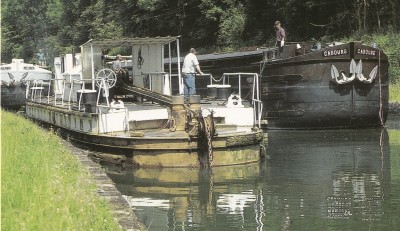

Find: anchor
<box><xmin>2</xmin><ymin>72</ymin><xmax>17</xmax><ymax>87</ymax></box>
<box><xmin>331</xmin><ymin>59</ymin><xmax>378</xmax><ymax>84</ymax></box>
<box><xmin>356</xmin><ymin>60</ymin><xmax>378</xmax><ymax>83</ymax></box>
<box><xmin>19</xmin><ymin>72</ymin><xmax>29</xmax><ymax>85</ymax></box>
<box><xmin>331</xmin><ymin>59</ymin><xmax>356</xmax><ymax>84</ymax></box>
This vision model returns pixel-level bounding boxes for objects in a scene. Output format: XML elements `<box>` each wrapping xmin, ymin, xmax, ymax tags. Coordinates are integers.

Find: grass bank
<box><xmin>390</xmin><ymin>82</ymin><xmax>400</xmax><ymax>103</ymax></box>
<box><xmin>389</xmin><ymin>130</ymin><xmax>400</xmax><ymax>182</ymax></box>
<box><xmin>1</xmin><ymin>110</ymin><xmax>122</xmax><ymax>231</ymax></box>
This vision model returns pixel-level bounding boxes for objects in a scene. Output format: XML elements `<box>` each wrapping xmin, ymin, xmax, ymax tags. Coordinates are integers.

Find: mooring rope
<box><xmin>137</xmin><ymin>47</ymin><xmax>144</xmax><ymax>69</ymax></box>
<box><xmin>182</xmin><ymin>105</ymin><xmax>215</xmax><ymax>168</ymax></box>
<box><xmin>378</xmin><ymin>49</ymin><xmax>384</xmax><ymax>126</ymax></box>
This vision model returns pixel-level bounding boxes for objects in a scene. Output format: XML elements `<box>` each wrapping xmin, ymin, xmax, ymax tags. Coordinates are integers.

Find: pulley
<box><xmin>95</xmin><ymin>68</ymin><xmax>117</xmax><ymax>88</ymax></box>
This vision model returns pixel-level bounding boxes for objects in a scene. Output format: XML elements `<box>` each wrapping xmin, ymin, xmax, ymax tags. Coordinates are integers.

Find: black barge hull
<box><xmin>1</xmin><ymin>85</ymin><xmax>27</xmax><ymax>109</ymax></box>
<box><xmin>261</xmin><ymin>42</ymin><xmax>389</xmax><ymax>129</ymax></box>
<box><xmin>170</xmin><ymin>42</ymin><xmax>390</xmax><ymax>129</ymax></box>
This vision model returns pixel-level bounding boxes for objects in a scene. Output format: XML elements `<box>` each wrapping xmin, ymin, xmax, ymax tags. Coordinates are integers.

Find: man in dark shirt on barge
<box><xmin>275</xmin><ymin>21</ymin><xmax>286</xmax><ymax>59</ymax></box>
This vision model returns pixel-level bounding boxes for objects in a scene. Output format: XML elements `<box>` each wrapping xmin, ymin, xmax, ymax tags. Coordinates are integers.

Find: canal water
<box><xmin>103</xmin><ymin>115</ymin><xmax>400</xmax><ymax>231</ymax></box>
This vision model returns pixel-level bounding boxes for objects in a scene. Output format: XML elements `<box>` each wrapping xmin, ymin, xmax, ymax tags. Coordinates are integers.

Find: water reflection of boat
<box><xmin>105</xmin><ymin>163</ymin><xmax>266</xmax><ymax>230</ymax></box>
<box><xmin>104</xmin><ymin>127</ymin><xmax>395</xmax><ymax>230</ymax></box>
<box><xmin>264</xmin><ymin>128</ymin><xmax>390</xmax><ymax>227</ymax></box>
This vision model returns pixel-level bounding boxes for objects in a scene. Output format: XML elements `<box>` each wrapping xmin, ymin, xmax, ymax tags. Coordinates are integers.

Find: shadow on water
<box><xmin>102</xmin><ymin>115</ymin><xmax>400</xmax><ymax>231</ymax></box>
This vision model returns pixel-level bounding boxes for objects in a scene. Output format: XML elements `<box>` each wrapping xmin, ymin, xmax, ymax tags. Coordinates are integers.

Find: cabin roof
<box><xmin>81</xmin><ymin>36</ymin><xmax>180</xmax><ymax>47</ymax></box>
<box><xmin>197</xmin><ymin>49</ymin><xmax>266</xmax><ymax>61</ymax></box>
<box><xmin>169</xmin><ymin>48</ymin><xmax>267</xmax><ymax>63</ymax></box>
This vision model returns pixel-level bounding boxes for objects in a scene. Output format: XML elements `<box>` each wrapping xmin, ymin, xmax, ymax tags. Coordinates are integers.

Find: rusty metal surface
<box><xmin>118</xmin><ymin>82</ymin><xmax>173</xmax><ymax>106</ymax></box>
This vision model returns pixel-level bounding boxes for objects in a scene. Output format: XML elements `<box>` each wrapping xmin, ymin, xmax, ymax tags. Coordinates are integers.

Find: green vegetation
<box><xmin>388</xmin><ymin>129</ymin><xmax>400</xmax><ymax>231</ymax></box>
<box><xmin>2</xmin><ymin>0</ymin><xmax>399</xmax><ymax>64</ymax></box>
<box><xmin>1</xmin><ymin>0</ymin><xmax>399</xmax><ymax>99</ymax></box>
<box><xmin>1</xmin><ymin>110</ymin><xmax>122</xmax><ymax>231</ymax></box>
<box><xmin>388</xmin><ymin>130</ymin><xmax>400</xmax><ymax>181</ymax></box>
<box><xmin>390</xmin><ymin>83</ymin><xmax>400</xmax><ymax>103</ymax></box>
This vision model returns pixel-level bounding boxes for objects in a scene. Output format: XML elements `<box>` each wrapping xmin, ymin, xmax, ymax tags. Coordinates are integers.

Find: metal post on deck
<box><xmin>239</xmin><ymin>74</ymin><xmax>242</xmax><ymax>98</ymax></box>
<box><xmin>90</xmin><ymin>42</ymin><xmax>95</xmax><ymax>90</ymax></box>
<box><xmin>168</xmin><ymin>42</ymin><xmax>172</xmax><ymax>92</ymax></box>
<box><xmin>177</xmin><ymin>37</ymin><xmax>183</xmax><ymax>95</ymax></box>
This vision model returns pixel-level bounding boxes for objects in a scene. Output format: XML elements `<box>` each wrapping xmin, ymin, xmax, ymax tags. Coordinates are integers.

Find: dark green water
<box><xmin>105</xmin><ymin>115</ymin><xmax>400</xmax><ymax>231</ymax></box>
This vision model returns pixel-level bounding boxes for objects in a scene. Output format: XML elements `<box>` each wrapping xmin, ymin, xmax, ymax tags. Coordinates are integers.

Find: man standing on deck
<box><xmin>182</xmin><ymin>48</ymin><xmax>204</xmax><ymax>99</ymax></box>
<box><xmin>113</xmin><ymin>54</ymin><xmax>129</xmax><ymax>82</ymax></box>
<box><xmin>275</xmin><ymin>21</ymin><xmax>286</xmax><ymax>59</ymax></box>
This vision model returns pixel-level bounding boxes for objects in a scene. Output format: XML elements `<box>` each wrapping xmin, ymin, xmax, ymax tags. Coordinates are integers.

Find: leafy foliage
<box><xmin>1</xmin><ymin>0</ymin><xmax>399</xmax><ymax>65</ymax></box>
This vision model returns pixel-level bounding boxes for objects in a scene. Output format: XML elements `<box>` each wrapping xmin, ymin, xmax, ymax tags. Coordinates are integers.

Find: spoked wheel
<box><xmin>96</xmin><ymin>68</ymin><xmax>117</xmax><ymax>88</ymax></box>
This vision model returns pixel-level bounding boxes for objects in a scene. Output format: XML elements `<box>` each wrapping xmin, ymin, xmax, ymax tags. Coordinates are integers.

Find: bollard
<box><xmin>171</xmin><ymin>95</ymin><xmax>186</xmax><ymax>131</ymax></box>
<box><xmin>189</xmin><ymin>95</ymin><xmax>201</xmax><ymax>112</ymax></box>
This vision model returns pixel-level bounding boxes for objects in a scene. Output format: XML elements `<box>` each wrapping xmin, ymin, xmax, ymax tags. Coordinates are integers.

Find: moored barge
<box><xmin>167</xmin><ymin>42</ymin><xmax>389</xmax><ymax>129</ymax></box>
<box><xmin>1</xmin><ymin>59</ymin><xmax>52</xmax><ymax>109</ymax></box>
<box><xmin>25</xmin><ymin>36</ymin><xmax>264</xmax><ymax>167</ymax></box>
<box><xmin>260</xmin><ymin>42</ymin><xmax>389</xmax><ymax>129</ymax></box>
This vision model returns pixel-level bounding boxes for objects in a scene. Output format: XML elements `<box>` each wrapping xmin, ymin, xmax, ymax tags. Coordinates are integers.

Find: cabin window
<box><xmin>1</xmin><ymin>67</ymin><xmax>11</xmax><ymax>70</ymax></box>
<box><xmin>89</xmin><ymin>120</ymin><xmax>92</xmax><ymax>132</ymax></box>
<box><xmin>80</xmin><ymin>119</ymin><xmax>83</xmax><ymax>130</ymax></box>
<box><xmin>23</xmin><ymin>66</ymin><xmax>35</xmax><ymax>70</ymax></box>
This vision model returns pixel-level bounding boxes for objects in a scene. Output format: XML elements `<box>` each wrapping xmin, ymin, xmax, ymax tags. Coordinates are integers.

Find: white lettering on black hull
<box><xmin>323</xmin><ymin>49</ymin><xmax>348</xmax><ymax>57</ymax></box>
<box><xmin>356</xmin><ymin>48</ymin><xmax>377</xmax><ymax>56</ymax></box>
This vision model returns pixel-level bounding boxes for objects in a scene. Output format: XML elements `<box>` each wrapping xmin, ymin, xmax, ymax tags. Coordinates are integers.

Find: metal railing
<box><xmin>26</xmin><ymin>79</ymin><xmax>51</xmax><ymax>104</ymax></box>
<box><xmin>214</xmin><ymin>72</ymin><xmax>263</xmax><ymax>128</ymax></box>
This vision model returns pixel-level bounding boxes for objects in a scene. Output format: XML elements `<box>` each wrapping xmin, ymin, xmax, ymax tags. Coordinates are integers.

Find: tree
<box><xmin>1</xmin><ymin>0</ymin><xmax>399</xmax><ymax>64</ymax></box>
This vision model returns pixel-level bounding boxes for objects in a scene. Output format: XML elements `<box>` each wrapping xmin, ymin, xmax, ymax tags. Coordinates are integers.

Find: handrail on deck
<box><xmin>141</xmin><ymin>71</ymin><xmax>167</xmax><ymax>92</ymax></box>
<box><xmin>27</xmin><ymin>79</ymin><xmax>52</xmax><ymax>104</ymax></box>
<box><xmin>217</xmin><ymin>72</ymin><xmax>263</xmax><ymax>128</ymax></box>
<box><xmin>53</xmin><ymin>78</ymin><xmax>66</xmax><ymax>106</ymax></box>
<box><xmin>221</xmin><ymin>72</ymin><xmax>258</xmax><ymax>98</ymax></box>
<box><xmin>70</xmin><ymin>79</ymin><xmax>96</xmax><ymax>111</ymax></box>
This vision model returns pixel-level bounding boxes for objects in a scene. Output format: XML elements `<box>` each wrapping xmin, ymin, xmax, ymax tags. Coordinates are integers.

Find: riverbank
<box><xmin>389</xmin><ymin>79</ymin><xmax>400</xmax><ymax>114</ymax></box>
<box><xmin>389</xmin><ymin>82</ymin><xmax>400</xmax><ymax>103</ymax></box>
<box><xmin>1</xmin><ymin>110</ymin><xmax>141</xmax><ymax>230</ymax></box>
<box><xmin>390</xmin><ymin>102</ymin><xmax>400</xmax><ymax>114</ymax></box>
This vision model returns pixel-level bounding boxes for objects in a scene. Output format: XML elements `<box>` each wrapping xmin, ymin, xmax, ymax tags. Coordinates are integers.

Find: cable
<box><xmin>137</xmin><ymin>47</ymin><xmax>144</xmax><ymax>69</ymax></box>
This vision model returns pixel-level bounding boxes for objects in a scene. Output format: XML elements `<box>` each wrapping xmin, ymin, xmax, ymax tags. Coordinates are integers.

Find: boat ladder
<box><xmin>28</xmin><ymin>79</ymin><xmax>51</xmax><ymax>104</ymax></box>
